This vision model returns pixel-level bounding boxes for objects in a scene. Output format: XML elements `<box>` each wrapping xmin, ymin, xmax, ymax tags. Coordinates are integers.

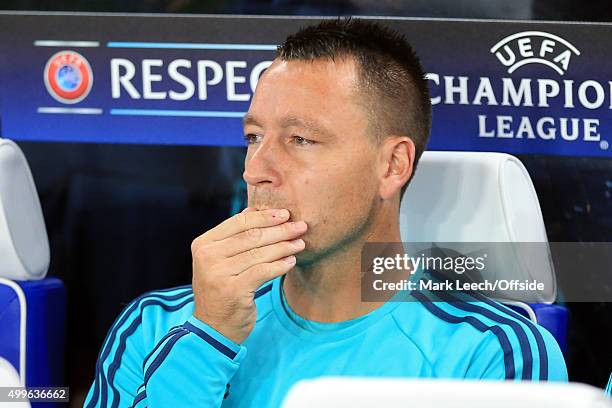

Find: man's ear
<box><xmin>378</xmin><ymin>136</ymin><xmax>415</xmax><ymax>200</ymax></box>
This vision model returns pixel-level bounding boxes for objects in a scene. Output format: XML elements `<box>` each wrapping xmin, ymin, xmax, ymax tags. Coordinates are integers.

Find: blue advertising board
<box><xmin>0</xmin><ymin>13</ymin><xmax>610</xmax><ymax>157</ymax></box>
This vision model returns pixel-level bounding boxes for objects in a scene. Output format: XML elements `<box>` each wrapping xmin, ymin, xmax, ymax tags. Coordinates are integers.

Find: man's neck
<box><xmin>282</xmin><ymin>214</ymin><xmax>402</xmax><ymax>323</ymax></box>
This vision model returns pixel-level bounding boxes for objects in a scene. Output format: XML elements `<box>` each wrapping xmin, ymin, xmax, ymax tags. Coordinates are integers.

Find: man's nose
<box><xmin>243</xmin><ymin>139</ymin><xmax>282</xmax><ymax>187</ymax></box>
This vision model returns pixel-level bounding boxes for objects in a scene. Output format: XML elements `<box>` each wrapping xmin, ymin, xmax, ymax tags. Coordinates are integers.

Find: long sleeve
<box><xmin>84</xmin><ymin>287</ymin><xmax>246</xmax><ymax>408</ymax></box>
<box><xmin>134</xmin><ymin>316</ymin><xmax>247</xmax><ymax>407</ymax></box>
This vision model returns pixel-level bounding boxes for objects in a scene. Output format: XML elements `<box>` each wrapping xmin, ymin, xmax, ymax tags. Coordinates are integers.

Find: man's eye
<box><xmin>292</xmin><ymin>136</ymin><xmax>316</xmax><ymax>146</ymax></box>
<box><xmin>244</xmin><ymin>134</ymin><xmax>261</xmax><ymax>145</ymax></box>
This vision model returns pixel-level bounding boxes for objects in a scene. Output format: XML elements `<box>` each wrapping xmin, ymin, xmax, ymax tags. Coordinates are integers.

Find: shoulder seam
<box><xmin>390</xmin><ymin>311</ymin><xmax>437</xmax><ymax>375</ymax></box>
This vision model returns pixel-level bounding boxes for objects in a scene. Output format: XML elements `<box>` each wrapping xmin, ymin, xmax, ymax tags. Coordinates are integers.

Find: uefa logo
<box><xmin>43</xmin><ymin>50</ymin><xmax>93</xmax><ymax>104</ymax></box>
<box><xmin>491</xmin><ymin>31</ymin><xmax>580</xmax><ymax>76</ymax></box>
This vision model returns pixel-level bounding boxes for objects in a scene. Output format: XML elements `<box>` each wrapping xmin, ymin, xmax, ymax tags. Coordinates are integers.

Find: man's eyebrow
<box><xmin>243</xmin><ymin>113</ymin><xmax>336</xmax><ymax>139</ymax></box>
<box><xmin>279</xmin><ymin>116</ymin><xmax>335</xmax><ymax>139</ymax></box>
<box><xmin>243</xmin><ymin>114</ymin><xmax>260</xmax><ymax>128</ymax></box>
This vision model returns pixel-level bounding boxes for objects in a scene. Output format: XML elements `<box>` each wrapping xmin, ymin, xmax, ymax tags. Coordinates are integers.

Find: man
<box><xmin>84</xmin><ymin>18</ymin><xmax>567</xmax><ymax>408</ymax></box>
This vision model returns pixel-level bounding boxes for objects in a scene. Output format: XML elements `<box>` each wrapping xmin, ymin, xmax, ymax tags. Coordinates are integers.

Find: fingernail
<box><xmin>292</xmin><ymin>221</ymin><xmax>307</xmax><ymax>231</ymax></box>
<box><xmin>283</xmin><ymin>255</ymin><xmax>296</xmax><ymax>264</ymax></box>
<box><xmin>290</xmin><ymin>239</ymin><xmax>305</xmax><ymax>248</ymax></box>
<box><xmin>273</xmin><ymin>209</ymin><xmax>289</xmax><ymax>219</ymax></box>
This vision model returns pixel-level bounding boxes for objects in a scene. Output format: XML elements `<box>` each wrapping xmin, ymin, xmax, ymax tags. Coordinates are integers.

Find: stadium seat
<box><xmin>399</xmin><ymin>151</ymin><xmax>568</xmax><ymax>354</ymax></box>
<box><xmin>0</xmin><ymin>138</ymin><xmax>66</xmax><ymax>394</ymax></box>
<box><xmin>282</xmin><ymin>377</ymin><xmax>612</xmax><ymax>407</ymax></box>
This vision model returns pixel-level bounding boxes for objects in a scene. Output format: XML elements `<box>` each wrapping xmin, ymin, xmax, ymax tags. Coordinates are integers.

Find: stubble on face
<box><xmin>249</xmin><ymin>188</ymin><xmax>287</xmax><ymax>213</ymax></box>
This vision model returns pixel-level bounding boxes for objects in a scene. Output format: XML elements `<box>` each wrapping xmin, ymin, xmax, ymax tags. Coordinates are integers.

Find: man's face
<box><xmin>243</xmin><ymin>57</ymin><xmax>382</xmax><ymax>264</ymax></box>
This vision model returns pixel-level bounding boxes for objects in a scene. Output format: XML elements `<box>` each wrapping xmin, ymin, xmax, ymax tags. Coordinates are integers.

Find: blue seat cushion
<box><xmin>0</xmin><ymin>277</ymin><xmax>66</xmax><ymax>388</ymax></box>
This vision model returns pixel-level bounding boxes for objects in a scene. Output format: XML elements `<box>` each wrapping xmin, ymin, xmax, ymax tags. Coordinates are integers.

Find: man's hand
<box><xmin>191</xmin><ymin>207</ymin><xmax>307</xmax><ymax>344</ymax></box>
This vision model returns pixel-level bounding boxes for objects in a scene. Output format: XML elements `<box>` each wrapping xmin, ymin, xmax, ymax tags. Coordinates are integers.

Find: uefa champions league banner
<box><xmin>0</xmin><ymin>12</ymin><xmax>610</xmax><ymax>157</ymax></box>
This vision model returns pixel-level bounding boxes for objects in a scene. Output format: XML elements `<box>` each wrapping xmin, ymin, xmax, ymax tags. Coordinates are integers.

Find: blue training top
<box><xmin>84</xmin><ymin>276</ymin><xmax>567</xmax><ymax>407</ymax></box>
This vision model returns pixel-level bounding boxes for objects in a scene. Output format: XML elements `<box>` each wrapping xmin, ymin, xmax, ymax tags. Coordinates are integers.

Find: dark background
<box><xmin>2</xmin><ymin>1</ymin><xmax>611</xmax><ymax>406</ymax></box>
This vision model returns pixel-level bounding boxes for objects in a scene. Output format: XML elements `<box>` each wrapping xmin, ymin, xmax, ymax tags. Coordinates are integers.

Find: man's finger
<box><xmin>204</xmin><ymin>221</ymin><xmax>308</xmax><ymax>259</ymax></box>
<box><xmin>197</xmin><ymin>208</ymin><xmax>290</xmax><ymax>244</ymax></box>
<box><xmin>238</xmin><ymin>256</ymin><xmax>297</xmax><ymax>292</ymax></box>
<box><xmin>220</xmin><ymin>239</ymin><xmax>305</xmax><ymax>275</ymax></box>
